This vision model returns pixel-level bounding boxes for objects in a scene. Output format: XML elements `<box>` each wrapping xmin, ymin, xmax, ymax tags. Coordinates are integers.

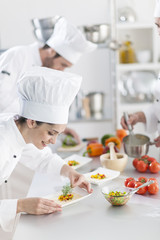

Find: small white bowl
<box><xmin>100</xmin><ymin>153</ymin><xmax>128</xmax><ymax>172</ymax></box>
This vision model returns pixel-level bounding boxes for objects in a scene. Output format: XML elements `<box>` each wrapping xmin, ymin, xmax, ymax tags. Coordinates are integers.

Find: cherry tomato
<box><xmin>127</xmin><ymin>179</ymin><xmax>136</xmax><ymax>188</ymax></box>
<box><xmin>148</xmin><ymin>182</ymin><xmax>159</xmax><ymax>195</ymax></box>
<box><xmin>124</xmin><ymin>177</ymin><xmax>135</xmax><ymax>187</ymax></box>
<box><xmin>137</xmin><ymin>176</ymin><xmax>148</xmax><ymax>183</ymax></box>
<box><xmin>147</xmin><ymin>157</ymin><xmax>157</xmax><ymax>165</ymax></box>
<box><xmin>149</xmin><ymin>162</ymin><xmax>160</xmax><ymax>173</ymax></box>
<box><xmin>148</xmin><ymin>177</ymin><xmax>158</xmax><ymax>184</ymax></box>
<box><xmin>141</xmin><ymin>155</ymin><xmax>149</xmax><ymax>160</ymax></box>
<box><xmin>133</xmin><ymin>158</ymin><xmax>139</xmax><ymax>168</ymax></box>
<box><xmin>134</xmin><ymin>181</ymin><xmax>148</xmax><ymax>195</ymax></box>
<box><xmin>136</xmin><ymin>160</ymin><xmax>148</xmax><ymax>173</ymax></box>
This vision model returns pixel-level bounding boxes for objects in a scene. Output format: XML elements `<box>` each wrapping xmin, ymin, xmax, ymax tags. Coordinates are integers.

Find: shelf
<box><xmin>117</xmin><ymin>63</ymin><xmax>160</xmax><ymax>71</ymax></box>
<box><xmin>69</xmin><ymin>115</ymin><xmax>112</xmax><ymax>123</ymax></box>
<box><xmin>117</xmin><ymin>23</ymin><xmax>154</xmax><ymax>30</ymax></box>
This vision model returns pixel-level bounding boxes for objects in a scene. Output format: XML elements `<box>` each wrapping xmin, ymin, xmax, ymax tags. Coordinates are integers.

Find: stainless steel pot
<box><xmin>83</xmin><ymin>24</ymin><xmax>110</xmax><ymax>43</ymax></box>
<box><xmin>86</xmin><ymin>92</ymin><xmax>104</xmax><ymax>113</ymax></box>
<box><xmin>123</xmin><ymin>134</ymin><xmax>155</xmax><ymax>158</ymax></box>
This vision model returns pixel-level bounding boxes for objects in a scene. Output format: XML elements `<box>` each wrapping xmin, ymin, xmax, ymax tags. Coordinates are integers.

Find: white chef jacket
<box><xmin>143</xmin><ymin>80</ymin><xmax>160</xmax><ymax>135</ymax></box>
<box><xmin>0</xmin><ymin>42</ymin><xmax>42</xmax><ymax>113</ymax></box>
<box><xmin>0</xmin><ymin>114</ymin><xmax>65</xmax><ymax>232</ymax></box>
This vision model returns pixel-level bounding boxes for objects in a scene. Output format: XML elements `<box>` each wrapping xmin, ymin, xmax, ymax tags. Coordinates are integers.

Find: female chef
<box><xmin>121</xmin><ymin>0</ymin><xmax>160</xmax><ymax>147</ymax></box>
<box><xmin>0</xmin><ymin>67</ymin><xmax>92</xmax><ymax>232</ymax></box>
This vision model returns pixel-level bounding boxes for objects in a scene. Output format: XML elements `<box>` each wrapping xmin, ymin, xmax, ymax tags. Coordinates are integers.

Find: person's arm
<box><xmin>63</xmin><ymin>127</ymin><xmax>81</xmax><ymax>144</ymax></box>
<box><xmin>17</xmin><ymin>198</ymin><xmax>62</xmax><ymax>215</ymax></box>
<box><xmin>60</xmin><ymin>164</ymin><xmax>93</xmax><ymax>194</ymax></box>
<box><xmin>121</xmin><ymin>111</ymin><xmax>146</xmax><ymax>130</ymax></box>
<box><xmin>0</xmin><ymin>199</ymin><xmax>18</xmax><ymax>232</ymax></box>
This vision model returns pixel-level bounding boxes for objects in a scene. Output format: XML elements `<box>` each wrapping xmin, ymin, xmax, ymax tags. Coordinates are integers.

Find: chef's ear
<box><xmin>46</xmin><ymin>48</ymin><xmax>57</xmax><ymax>58</ymax></box>
<box><xmin>26</xmin><ymin>119</ymin><xmax>37</xmax><ymax>129</ymax></box>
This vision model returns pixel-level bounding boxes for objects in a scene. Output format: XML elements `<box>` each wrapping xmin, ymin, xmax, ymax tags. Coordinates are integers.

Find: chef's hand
<box><xmin>17</xmin><ymin>198</ymin><xmax>62</xmax><ymax>215</ymax></box>
<box><xmin>121</xmin><ymin>112</ymin><xmax>146</xmax><ymax>130</ymax></box>
<box><xmin>154</xmin><ymin>136</ymin><xmax>160</xmax><ymax>147</ymax></box>
<box><xmin>61</xmin><ymin>164</ymin><xmax>93</xmax><ymax>194</ymax></box>
<box><xmin>64</xmin><ymin>127</ymin><xmax>81</xmax><ymax>144</ymax></box>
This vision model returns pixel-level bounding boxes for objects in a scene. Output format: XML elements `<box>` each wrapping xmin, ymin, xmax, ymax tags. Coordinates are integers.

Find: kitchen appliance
<box><xmin>86</xmin><ymin>92</ymin><xmax>104</xmax><ymax>116</ymax></box>
<box><xmin>82</xmin><ymin>24</ymin><xmax>110</xmax><ymax>43</ymax></box>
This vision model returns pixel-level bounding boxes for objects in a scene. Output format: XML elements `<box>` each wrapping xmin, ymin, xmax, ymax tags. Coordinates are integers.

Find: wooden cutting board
<box><xmin>57</xmin><ymin>142</ymin><xmax>86</xmax><ymax>152</ymax></box>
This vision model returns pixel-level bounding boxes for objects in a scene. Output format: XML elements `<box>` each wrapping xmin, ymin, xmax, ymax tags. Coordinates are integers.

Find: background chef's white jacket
<box><xmin>0</xmin><ymin>115</ymin><xmax>65</xmax><ymax>232</ymax></box>
<box><xmin>0</xmin><ymin>42</ymin><xmax>42</xmax><ymax>113</ymax></box>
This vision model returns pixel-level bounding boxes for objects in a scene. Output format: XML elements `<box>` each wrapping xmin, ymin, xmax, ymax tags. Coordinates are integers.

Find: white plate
<box><xmin>84</xmin><ymin>167</ymin><xmax>120</xmax><ymax>185</ymax></box>
<box><xmin>63</xmin><ymin>154</ymin><xmax>92</xmax><ymax>170</ymax></box>
<box><xmin>43</xmin><ymin>186</ymin><xmax>92</xmax><ymax>207</ymax></box>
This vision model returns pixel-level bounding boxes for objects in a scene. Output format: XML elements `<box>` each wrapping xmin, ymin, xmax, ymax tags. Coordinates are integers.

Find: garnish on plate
<box><xmin>91</xmin><ymin>173</ymin><xmax>106</xmax><ymax>179</ymax></box>
<box><xmin>58</xmin><ymin>184</ymin><xmax>73</xmax><ymax>201</ymax></box>
<box><xmin>68</xmin><ymin>160</ymin><xmax>79</xmax><ymax>166</ymax></box>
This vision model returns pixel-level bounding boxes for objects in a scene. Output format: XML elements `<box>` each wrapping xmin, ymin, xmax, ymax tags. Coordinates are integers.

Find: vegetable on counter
<box><xmin>116</xmin><ymin>129</ymin><xmax>127</xmax><ymax>142</ymax></box>
<box><xmin>105</xmin><ymin>136</ymin><xmax>121</xmax><ymax>150</ymax></box>
<box><xmin>124</xmin><ymin>176</ymin><xmax>159</xmax><ymax>195</ymax></box>
<box><xmin>83</xmin><ymin>143</ymin><xmax>104</xmax><ymax>157</ymax></box>
<box><xmin>132</xmin><ymin>155</ymin><xmax>160</xmax><ymax>173</ymax></box>
<box><xmin>101</xmin><ymin>134</ymin><xmax>114</xmax><ymax>146</ymax></box>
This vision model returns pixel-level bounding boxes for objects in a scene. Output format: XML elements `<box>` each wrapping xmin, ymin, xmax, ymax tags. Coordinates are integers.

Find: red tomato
<box><xmin>136</xmin><ymin>160</ymin><xmax>148</xmax><ymax>173</ymax></box>
<box><xmin>134</xmin><ymin>181</ymin><xmax>148</xmax><ymax>195</ymax></box>
<box><xmin>137</xmin><ymin>176</ymin><xmax>148</xmax><ymax>183</ymax></box>
<box><xmin>141</xmin><ymin>155</ymin><xmax>149</xmax><ymax>160</ymax></box>
<box><xmin>148</xmin><ymin>182</ymin><xmax>159</xmax><ymax>195</ymax></box>
<box><xmin>149</xmin><ymin>162</ymin><xmax>160</xmax><ymax>173</ymax></box>
<box><xmin>124</xmin><ymin>177</ymin><xmax>135</xmax><ymax>187</ymax></box>
<box><xmin>147</xmin><ymin>157</ymin><xmax>157</xmax><ymax>165</ymax></box>
<box><xmin>132</xmin><ymin>158</ymin><xmax>139</xmax><ymax>168</ymax></box>
<box><xmin>148</xmin><ymin>177</ymin><xmax>158</xmax><ymax>184</ymax></box>
<box><xmin>127</xmin><ymin>179</ymin><xmax>136</xmax><ymax>188</ymax></box>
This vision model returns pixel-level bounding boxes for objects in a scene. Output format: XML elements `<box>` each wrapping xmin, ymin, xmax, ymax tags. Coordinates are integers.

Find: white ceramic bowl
<box><xmin>100</xmin><ymin>153</ymin><xmax>128</xmax><ymax>172</ymax></box>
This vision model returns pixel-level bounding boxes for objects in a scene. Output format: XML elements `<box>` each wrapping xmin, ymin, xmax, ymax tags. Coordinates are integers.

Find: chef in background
<box><xmin>121</xmin><ymin>0</ymin><xmax>160</xmax><ymax>147</ymax></box>
<box><xmin>0</xmin><ymin>67</ymin><xmax>92</xmax><ymax>232</ymax></box>
<box><xmin>0</xmin><ymin>17</ymin><xmax>97</xmax><ymax>143</ymax></box>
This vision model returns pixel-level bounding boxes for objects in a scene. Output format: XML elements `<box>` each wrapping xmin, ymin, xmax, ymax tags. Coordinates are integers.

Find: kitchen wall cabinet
<box><xmin>115</xmin><ymin>1</ymin><xmax>160</xmax><ymax>136</ymax></box>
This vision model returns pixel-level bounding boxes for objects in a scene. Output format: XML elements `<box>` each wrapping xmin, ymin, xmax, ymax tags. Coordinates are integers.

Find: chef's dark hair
<box><xmin>42</xmin><ymin>44</ymin><xmax>61</xmax><ymax>58</ymax></box>
<box><xmin>17</xmin><ymin>117</ymin><xmax>51</xmax><ymax>126</ymax></box>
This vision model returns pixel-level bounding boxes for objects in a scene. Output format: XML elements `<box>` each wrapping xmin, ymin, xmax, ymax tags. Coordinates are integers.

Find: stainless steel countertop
<box><xmin>13</xmin><ymin>146</ymin><xmax>160</xmax><ymax>240</ymax></box>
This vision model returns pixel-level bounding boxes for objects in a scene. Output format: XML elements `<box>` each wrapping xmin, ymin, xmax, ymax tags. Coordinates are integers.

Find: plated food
<box><xmin>68</xmin><ymin>160</ymin><xmax>79</xmax><ymax>166</ymax></box>
<box><xmin>57</xmin><ymin>142</ymin><xmax>86</xmax><ymax>152</ymax></box>
<box><xmin>44</xmin><ymin>185</ymin><xmax>92</xmax><ymax>207</ymax></box>
<box><xmin>84</xmin><ymin>167</ymin><xmax>120</xmax><ymax>185</ymax></box>
<box><xmin>91</xmin><ymin>173</ymin><xmax>106</xmax><ymax>179</ymax></box>
<box><xmin>63</xmin><ymin>154</ymin><xmax>92</xmax><ymax>170</ymax></box>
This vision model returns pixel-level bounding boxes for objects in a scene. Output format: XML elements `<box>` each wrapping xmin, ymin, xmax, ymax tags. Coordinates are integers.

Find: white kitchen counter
<box><xmin>13</xmin><ymin>146</ymin><xmax>160</xmax><ymax>240</ymax></box>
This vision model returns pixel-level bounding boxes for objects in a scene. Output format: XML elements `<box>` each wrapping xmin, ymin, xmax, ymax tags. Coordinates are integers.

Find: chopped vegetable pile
<box><xmin>58</xmin><ymin>184</ymin><xmax>73</xmax><ymax>201</ymax></box>
<box><xmin>68</xmin><ymin>160</ymin><xmax>79</xmax><ymax>166</ymax></box>
<box><xmin>91</xmin><ymin>173</ymin><xmax>106</xmax><ymax>179</ymax></box>
<box><xmin>105</xmin><ymin>191</ymin><xmax>129</xmax><ymax>206</ymax></box>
